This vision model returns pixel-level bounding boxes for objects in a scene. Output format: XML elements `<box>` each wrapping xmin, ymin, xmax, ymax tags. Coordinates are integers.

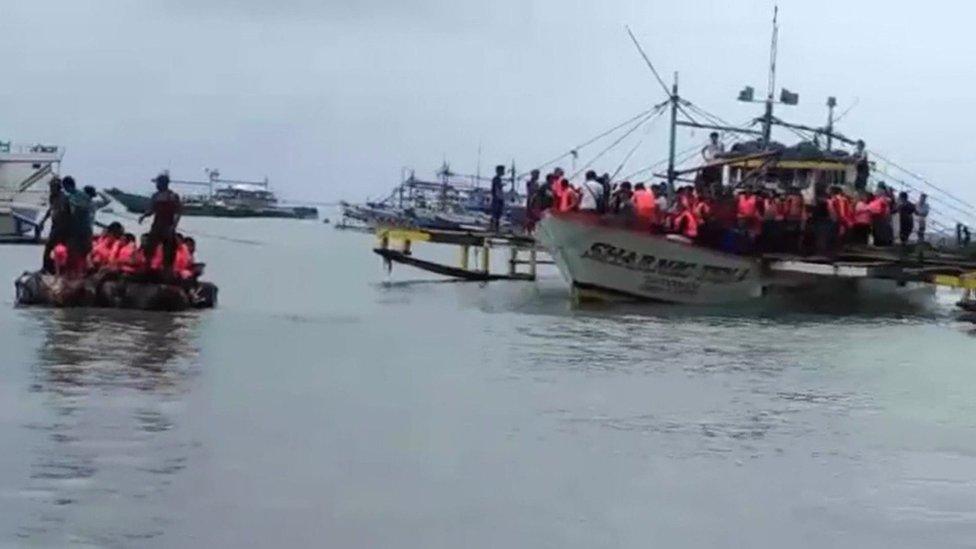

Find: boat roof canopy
<box><xmin>719</xmin><ymin>139</ymin><xmax>856</xmax><ymax>170</ymax></box>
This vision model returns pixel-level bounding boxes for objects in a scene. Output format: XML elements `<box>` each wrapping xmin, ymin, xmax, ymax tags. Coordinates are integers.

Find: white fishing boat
<box><xmin>533</xmin><ymin>11</ymin><xmax>972</xmax><ymax>306</ymax></box>
<box><xmin>0</xmin><ymin>141</ymin><xmax>63</xmax><ymax>241</ymax></box>
<box><xmin>536</xmin><ymin>212</ymin><xmax>762</xmax><ymax>303</ymax></box>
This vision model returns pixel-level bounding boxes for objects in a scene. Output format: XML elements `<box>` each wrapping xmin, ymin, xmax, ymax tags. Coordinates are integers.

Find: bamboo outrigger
<box><xmin>373</xmin><ymin>227</ymin><xmax>548</xmax><ymax>282</ymax></box>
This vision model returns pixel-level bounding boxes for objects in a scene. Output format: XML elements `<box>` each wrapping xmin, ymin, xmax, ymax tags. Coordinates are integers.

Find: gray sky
<box><xmin>3</xmin><ymin>0</ymin><xmax>976</xmax><ymax>220</ymax></box>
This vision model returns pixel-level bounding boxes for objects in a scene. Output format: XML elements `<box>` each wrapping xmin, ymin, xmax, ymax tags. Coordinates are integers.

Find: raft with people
<box><xmin>15</xmin><ymin>173</ymin><xmax>218</xmax><ymax>311</ymax></box>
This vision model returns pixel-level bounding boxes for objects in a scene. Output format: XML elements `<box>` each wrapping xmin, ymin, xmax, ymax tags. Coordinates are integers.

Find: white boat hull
<box><xmin>535</xmin><ymin>213</ymin><xmax>764</xmax><ymax>304</ymax></box>
<box><xmin>535</xmin><ymin>213</ymin><xmax>939</xmax><ymax>306</ymax></box>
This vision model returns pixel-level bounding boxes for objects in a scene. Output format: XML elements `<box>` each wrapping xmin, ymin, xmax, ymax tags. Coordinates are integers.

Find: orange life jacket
<box><xmin>675</xmin><ymin>210</ymin><xmax>699</xmax><ymax>238</ymax></box>
<box><xmin>835</xmin><ymin>195</ymin><xmax>854</xmax><ymax>228</ymax></box>
<box><xmin>785</xmin><ymin>195</ymin><xmax>805</xmax><ymax>221</ymax></box>
<box><xmin>50</xmin><ymin>243</ymin><xmax>69</xmax><ymax>269</ymax></box>
<box><xmin>869</xmin><ymin>196</ymin><xmax>889</xmax><ymax>217</ymax></box>
<box><xmin>174</xmin><ymin>243</ymin><xmax>193</xmax><ymax>278</ymax></box>
<box><xmin>114</xmin><ymin>243</ymin><xmax>138</xmax><ymax>273</ymax></box>
<box><xmin>854</xmin><ymin>201</ymin><xmax>873</xmax><ymax>225</ymax></box>
<box><xmin>632</xmin><ymin>189</ymin><xmax>656</xmax><ymax>220</ymax></box>
<box><xmin>737</xmin><ymin>194</ymin><xmax>758</xmax><ymax>219</ymax></box>
<box><xmin>90</xmin><ymin>236</ymin><xmax>117</xmax><ymax>267</ymax></box>
<box><xmin>693</xmin><ymin>200</ymin><xmax>711</xmax><ymax>223</ymax></box>
<box><xmin>554</xmin><ymin>180</ymin><xmax>575</xmax><ymax>212</ymax></box>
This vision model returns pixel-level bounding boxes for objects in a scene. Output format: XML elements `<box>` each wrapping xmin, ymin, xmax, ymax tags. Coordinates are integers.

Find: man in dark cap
<box><xmin>139</xmin><ymin>172</ymin><xmax>182</xmax><ymax>277</ymax></box>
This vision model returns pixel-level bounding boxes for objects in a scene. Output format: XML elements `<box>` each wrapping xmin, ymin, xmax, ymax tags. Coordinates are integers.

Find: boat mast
<box><xmin>825</xmin><ymin>96</ymin><xmax>836</xmax><ymax>151</ymax></box>
<box><xmin>761</xmin><ymin>6</ymin><xmax>779</xmax><ymax>148</ymax></box>
<box><xmin>666</xmin><ymin>72</ymin><xmax>679</xmax><ymax>200</ymax></box>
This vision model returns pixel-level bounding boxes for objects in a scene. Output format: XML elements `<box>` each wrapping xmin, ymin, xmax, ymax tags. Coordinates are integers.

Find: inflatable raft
<box><xmin>14</xmin><ymin>271</ymin><xmax>217</xmax><ymax>311</ymax></box>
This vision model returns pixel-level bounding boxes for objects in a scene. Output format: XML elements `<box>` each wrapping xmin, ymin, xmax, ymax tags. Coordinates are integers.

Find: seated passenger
<box><xmin>112</xmin><ymin>233</ymin><xmax>139</xmax><ymax>273</ymax></box>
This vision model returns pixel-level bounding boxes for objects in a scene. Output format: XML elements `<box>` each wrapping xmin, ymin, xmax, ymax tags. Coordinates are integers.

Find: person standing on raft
<box><xmin>138</xmin><ymin>172</ymin><xmax>182</xmax><ymax>279</ymax></box>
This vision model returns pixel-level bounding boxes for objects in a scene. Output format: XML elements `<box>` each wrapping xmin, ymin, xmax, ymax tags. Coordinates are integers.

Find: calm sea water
<box><xmin>1</xmin><ymin>216</ymin><xmax>975</xmax><ymax>548</ymax></box>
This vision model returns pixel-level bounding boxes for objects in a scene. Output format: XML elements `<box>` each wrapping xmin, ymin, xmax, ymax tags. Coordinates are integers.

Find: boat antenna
<box><xmin>476</xmin><ymin>140</ymin><xmax>483</xmax><ymax>186</ymax></box>
<box><xmin>736</xmin><ymin>6</ymin><xmax>797</xmax><ymax>148</ymax></box>
<box><xmin>763</xmin><ymin>6</ymin><xmax>779</xmax><ymax>147</ymax></box>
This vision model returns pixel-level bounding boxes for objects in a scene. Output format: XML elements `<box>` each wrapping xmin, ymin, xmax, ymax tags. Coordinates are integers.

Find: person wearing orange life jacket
<box><xmin>693</xmin><ymin>196</ymin><xmax>712</xmax><ymax>224</ymax></box>
<box><xmin>736</xmin><ymin>188</ymin><xmax>761</xmax><ymax>238</ymax></box>
<box><xmin>673</xmin><ymin>202</ymin><xmax>699</xmax><ymax>239</ymax></box>
<box><xmin>850</xmin><ymin>192</ymin><xmax>873</xmax><ymax>245</ymax></box>
<box><xmin>781</xmin><ymin>190</ymin><xmax>806</xmax><ymax>253</ymax></box>
<box><xmin>49</xmin><ymin>243</ymin><xmax>70</xmax><ymax>275</ymax></box>
<box><xmin>173</xmin><ymin>235</ymin><xmax>194</xmax><ymax>280</ymax></box>
<box><xmin>630</xmin><ymin>183</ymin><xmax>657</xmax><ymax>228</ymax></box>
<box><xmin>757</xmin><ymin>191</ymin><xmax>784</xmax><ymax>252</ymax></box>
<box><xmin>868</xmin><ymin>191</ymin><xmax>893</xmax><ymax>246</ymax></box>
<box><xmin>110</xmin><ymin>234</ymin><xmax>137</xmax><ymax>273</ymax></box>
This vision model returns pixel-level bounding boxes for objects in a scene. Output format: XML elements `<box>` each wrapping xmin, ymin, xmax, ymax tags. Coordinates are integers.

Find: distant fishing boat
<box><xmin>106</xmin><ymin>169</ymin><xmax>318</xmax><ymax>220</ymax></box>
<box><xmin>0</xmin><ymin>140</ymin><xmax>63</xmax><ymax>242</ymax></box>
<box><xmin>338</xmin><ymin>162</ymin><xmax>525</xmax><ymax>232</ymax></box>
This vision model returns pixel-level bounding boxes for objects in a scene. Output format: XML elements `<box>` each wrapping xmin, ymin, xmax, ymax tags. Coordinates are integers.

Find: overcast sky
<box><xmin>3</xmin><ymin>1</ymin><xmax>976</xmax><ymax>220</ymax></box>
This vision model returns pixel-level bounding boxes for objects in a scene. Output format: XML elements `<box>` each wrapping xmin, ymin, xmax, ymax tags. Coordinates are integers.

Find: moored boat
<box><xmin>106</xmin><ymin>169</ymin><xmax>318</xmax><ymax>220</ymax></box>
<box><xmin>0</xmin><ymin>141</ymin><xmax>64</xmax><ymax>241</ymax></box>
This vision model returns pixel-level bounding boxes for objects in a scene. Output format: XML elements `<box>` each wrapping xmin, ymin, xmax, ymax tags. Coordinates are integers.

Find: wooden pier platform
<box><xmin>373</xmin><ymin>227</ymin><xmax>549</xmax><ymax>282</ymax></box>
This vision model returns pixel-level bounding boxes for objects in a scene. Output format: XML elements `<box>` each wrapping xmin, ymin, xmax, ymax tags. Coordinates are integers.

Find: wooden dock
<box><xmin>373</xmin><ymin>227</ymin><xmax>550</xmax><ymax>282</ymax></box>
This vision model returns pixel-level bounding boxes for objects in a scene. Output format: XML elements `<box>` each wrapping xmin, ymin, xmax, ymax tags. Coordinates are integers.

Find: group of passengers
<box><xmin>526</xmin><ymin>164</ymin><xmax>934</xmax><ymax>255</ymax></box>
<box><xmin>38</xmin><ymin>172</ymin><xmax>198</xmax><ymax>282</ymax></box>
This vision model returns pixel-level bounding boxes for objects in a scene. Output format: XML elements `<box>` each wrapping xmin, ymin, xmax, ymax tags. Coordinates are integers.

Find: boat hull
<box><xmin>535</xmin><ymin>213</ymin><xmax>763</xmax><ymax>304</ymax></box>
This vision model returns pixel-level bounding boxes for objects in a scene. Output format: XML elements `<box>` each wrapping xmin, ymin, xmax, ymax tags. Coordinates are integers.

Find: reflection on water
<box><xmin>16</xmin><ymin>309</ymin><xmax>201</xmax><ymax>546</ymax></box>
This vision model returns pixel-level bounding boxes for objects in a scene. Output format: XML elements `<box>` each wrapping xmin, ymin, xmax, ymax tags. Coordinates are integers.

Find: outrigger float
<box><xmin>14</xmin><ymin>272</ymin><xmax>218</xmax><ymax>311</ymax></box>
<box><xmin>374</xmin><ymin>227</ymin><xmax>547</xmax><ymax>282</ymax></box>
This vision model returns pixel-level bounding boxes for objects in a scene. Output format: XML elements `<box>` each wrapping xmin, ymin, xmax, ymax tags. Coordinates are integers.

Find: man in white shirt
<box><xmin>578</xmin><ymin>171</ymin><xmax>605</xmax><ymax>212</ymax></box>
<box><xmin>701</xmin><ymin>132</ymin><xmax>725</xmax><ymax>162</ymax></box>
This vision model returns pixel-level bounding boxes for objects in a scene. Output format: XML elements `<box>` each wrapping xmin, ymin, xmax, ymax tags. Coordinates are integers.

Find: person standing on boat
<box><xmin>896</xmin><ymin>191</ymin><xmax>916</xmax><ymax>245</ymax></box>
<box><xmin>524</xmin><ymin>170</ymin><xmax>540</xmax><ymax>208</ymax></box>
<box><xmin>139</xmin><ymin>172</ymin><xmax>182</xmax><ymax>277</ymax></box>
<box><xmin>523</xmin><ymin>170</ymin><xmax>541</xmax><ymax>230</ymax></box>
<box><xmin>578</xmin><ymin>171</ymin><xmax>605</xmax><ymax>213</ymax></box>
<box><xmin>915</xmin><ymin>193</ymin><xmax>929</xmax><ymax>243</ymax></box>
<box><xmin>700</xmin><ymin>132</ymin><xmax>725</xmax><ymax>188</ymax></box>
<box><xmin>489</xmin><ymin>165</ymin><xmax>506</xmax><ymax>232</ymax></box>
<box><xmin>37</xmin><ymin>177</ymin><xmax>72</xmax><ymax>273</ymax></box>
<box><xmin>852</xmin><ymin>140</ymin><xmax>869</xmax><ymax>191</ymax></box>
<box><xmin>62</xmin><ymin>176</ymin><xmax>95</xmax><ymax>274</ymax></box>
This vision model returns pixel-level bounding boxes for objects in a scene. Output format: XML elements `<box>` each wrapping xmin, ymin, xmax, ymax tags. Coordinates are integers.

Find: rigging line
<box><xmin>610</xmin><ymin>137</ymin><xmax>646</xmax><ymax>182</ymax></box>
<box><xmin>871</xmin><ymin>171</ymin><xmax>976</xmax><ymax>223</ymax></box>
<box><xmin>620</xmin><ymin>117</ymin><xmax>753</xmax><ymax>181</ymax></box>
<box><xmin>870</xmin><ymin>150</ymin><xmax>976</xmax><ymax>211</ymax></box>
<box><xmin>625</xmin><ymin>26</ymin><xmax>671</xmax><ymax>98</ymax></box>
<box><xmin>833</xmin><ymin>97</ymin><xmax>859</xmax><ymax>125</ymax></box>
<box><xmin>519</xmin><ymin>104</ymin><xmax>664</xmax><ymax>178</ymax></box>
<box><xmin>571</xmin><ymin>109</ymin><xmax>660</xmax><ymax>181</ymax></box>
